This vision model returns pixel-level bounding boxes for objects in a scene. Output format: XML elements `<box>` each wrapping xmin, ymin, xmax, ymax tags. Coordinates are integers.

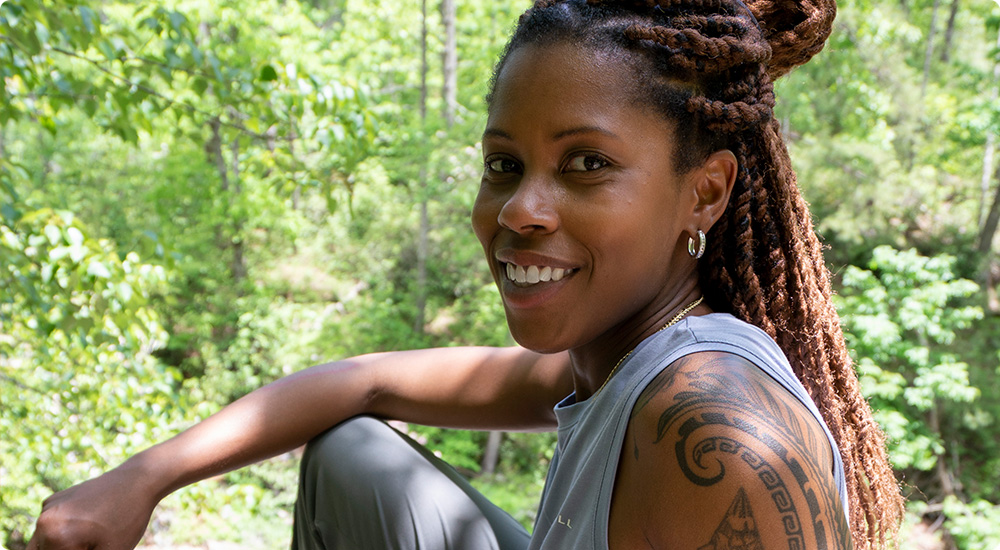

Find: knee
<box><xmin>303</xmin><ymin>415</ymin><xmax>390</xmax><ymax>461</ymax></box>
<box><xmin>300</xmin><ymin>415</ymin><xmax>397</xmax><ymax>488</ymax></box>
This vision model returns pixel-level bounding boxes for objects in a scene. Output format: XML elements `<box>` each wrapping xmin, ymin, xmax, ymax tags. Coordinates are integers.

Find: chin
<box><xmin>506</xmin><ymin>318</ymin><xmax>571</xmax><ymax>354</ymax></box>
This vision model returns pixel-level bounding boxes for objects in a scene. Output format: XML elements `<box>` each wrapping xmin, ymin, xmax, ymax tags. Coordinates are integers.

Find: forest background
<box><xmin>2</xmin><ymin>0</ymin><xmax>1000</xmax><ymax>548</ymax></box>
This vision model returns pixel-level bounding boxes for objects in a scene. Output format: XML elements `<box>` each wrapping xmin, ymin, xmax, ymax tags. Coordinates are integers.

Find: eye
<box><xmin>564</xmin><ymin>153</ymin><xmax>609</xmax><ymax>172</ymax></box>
<box><xmin>485</xmin><ymin>157</ymin><xmax>522</xmax><ymax>174</ymax></box>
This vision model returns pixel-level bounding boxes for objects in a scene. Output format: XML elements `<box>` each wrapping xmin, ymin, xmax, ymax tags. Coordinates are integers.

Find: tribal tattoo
<box><xmin>632</xmin><ymin>353</ymin><xmax>853</xmax><ymax>549</ymax></box>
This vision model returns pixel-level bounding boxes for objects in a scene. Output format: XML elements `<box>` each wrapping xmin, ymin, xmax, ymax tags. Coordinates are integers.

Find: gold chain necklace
<box><xmin>594</xmin><ymin>296</ymin><xmax>704</xmax><ymax>396</ymax></box>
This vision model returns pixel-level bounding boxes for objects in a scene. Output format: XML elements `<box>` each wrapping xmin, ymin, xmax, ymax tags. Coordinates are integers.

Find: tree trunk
<box><xmin>420</xmin><ymin>0</ymin><xmax>428</xmax><ymax>123</ymax></box>
<box><xmin>413</xmin><ymin>0</ymin><xmax>430</xmax><ymax>334</ymax></box>
<box><xmin>441</xmin><ymin>0</ymin><xmax>457</xmax><ymax>127</ymax></box>
<box><xmin>980</xmin><ymin>27</ymin><xmax>1000</xmax><ymax>227</ymax></box>
<box><xmin>230</xmin><ymin>135</ymin><xmax>247</xmax><ymax>287</ymax></box>
<box><xmin>939</xmin><ymin>0</ymin><xmax>959</xmax><ymax>62</ymax></box>
<box><xmin>37</xmin><ymin>127</ymin><xmax>51</xmax><ymax>188</ymax></box>
<box><xmin>982</xmin><ymin>134</ymin><xmax>997</xmax><ymax>228</ymax></box>
<box><xmin>977</xmin><ymin>166</ymin><xmax>1000</xmax><ymax>258</ymax></box>
<box><xmin>413</xmin><ymin>0</ymin><xmax>458</xmax><ymax>335</ymax></box>
<box><xmin>980</xmin><ymin>162</ymin><xmax>1000</xmax><ymax>314</ymax></box>
<box><xmin>290</xmin><ymin>119</ymin><xmax>301</xmax><ymax>212</ymax></box>
<box><xmin>978</xmin><ymin>27</ymin><xmax>1000</xmax><ymax>313</ymax></box>
<box><xmin>921</xmin><ymin>0</ymin><xmax>941</xmax><ymax>98</ymax></box>
<box><xmin>929</xmin><ymin>403</ymin><xmax>956</xmax><ymax>497</ymax></box>
<box><xmin>207</xmin><ymin>118</ymin><xmax>247</xmax><ymax>288</ymax></box>
<box><xmin>208</xmin><ymin>118</ymin><xmax>229</xmax><ymax>260</ymax></box>
<box><xmin>481</xmin><ymin>431</ymin><xmax>502</xmax><ymax>475</ymax></box>
<box><xmin>414</xmin><ymin>191</ymin><xmax>430</xmax><ymax>333</ymax></box>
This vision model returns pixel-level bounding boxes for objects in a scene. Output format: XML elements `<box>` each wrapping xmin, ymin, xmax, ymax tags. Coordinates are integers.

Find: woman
<box><xmin>29</xmin><ymin>0</ymin><xmax>904</xmax><ymax>549</ymax></box>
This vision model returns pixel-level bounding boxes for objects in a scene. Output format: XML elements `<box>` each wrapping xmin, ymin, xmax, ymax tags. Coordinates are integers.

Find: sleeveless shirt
<box><xmin>526</xmin><ymin>313</ymin><xmax>849</xmax><ymax>550</ymax></box>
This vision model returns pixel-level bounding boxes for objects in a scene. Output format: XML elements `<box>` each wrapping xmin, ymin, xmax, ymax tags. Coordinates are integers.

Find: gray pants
<box><xmin>292</xmin><ymin>416</ymin><xmax>532</xmax><ymax>550</ymax></box>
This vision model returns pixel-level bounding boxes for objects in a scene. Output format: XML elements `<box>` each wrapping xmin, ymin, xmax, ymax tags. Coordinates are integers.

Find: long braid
<box><xmin>491</xmin><ymin>0</ymin><xmax>904</xmax><ymax>546</ymax></box>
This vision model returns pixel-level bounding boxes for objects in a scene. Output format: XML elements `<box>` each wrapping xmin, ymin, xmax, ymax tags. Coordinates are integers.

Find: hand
<box><xmin>27</xmin><ymin>465</ymin><xmax>160</xmax><ymax>550</ymax></box>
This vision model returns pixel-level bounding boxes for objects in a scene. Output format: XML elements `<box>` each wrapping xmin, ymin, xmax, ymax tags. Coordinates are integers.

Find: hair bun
<box><xmin>746</xmin><ymin>0</ymin><xmax>836</xmax><ymax>79</ymax></box>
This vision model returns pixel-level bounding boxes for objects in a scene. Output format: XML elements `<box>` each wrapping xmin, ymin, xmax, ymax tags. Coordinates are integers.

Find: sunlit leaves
<box><xmin>838</xmin><ymin>246</ymin><xmax>983</xmax><ymax>472</ymax></box>
<box><xmin>0</xmin><ymin>205</ymin><xmax>184</xmax><ymax>539</ymax></box>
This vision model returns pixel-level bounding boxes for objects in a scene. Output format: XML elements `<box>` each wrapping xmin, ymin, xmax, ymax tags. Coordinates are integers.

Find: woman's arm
<box><xmin>28</xmin><ymin>346</ymin><xmax>573</xmax><ymax>550</ymax></box>
<box><xmin>608</xmin><ymin>351</ymin><xmax>852</xmax><ymax>550</ymax></box>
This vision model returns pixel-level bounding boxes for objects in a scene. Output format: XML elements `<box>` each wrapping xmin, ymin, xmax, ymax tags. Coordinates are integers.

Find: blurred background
<box><xmin>1</xmin><ymin>0</ymin><xmax>999</xmax><ymax>548</ymax></box>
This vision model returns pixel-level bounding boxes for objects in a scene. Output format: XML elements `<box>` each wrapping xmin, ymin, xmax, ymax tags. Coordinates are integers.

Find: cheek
<box><xmin>471</xmin><ymin>185</ymin><xmax>497</xmax><ymax>250</ymax></box>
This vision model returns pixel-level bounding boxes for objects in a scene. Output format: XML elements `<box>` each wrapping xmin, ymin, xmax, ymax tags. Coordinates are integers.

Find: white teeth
<box><xmin>515</xmin><ymin>265</ymin><xmax>527</xmax><ymax>283</ymax></box>
<box><xmin>503</xmin><ymin>263</ymin><xmax>570</xmax><ymax>285</ymax></box>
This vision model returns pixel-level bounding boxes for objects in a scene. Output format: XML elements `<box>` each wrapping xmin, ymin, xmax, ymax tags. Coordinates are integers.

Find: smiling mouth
<box><xmin>502</xmin><ymin>262</ymin><xmax>576</xmax><ymax>286</ymax></box>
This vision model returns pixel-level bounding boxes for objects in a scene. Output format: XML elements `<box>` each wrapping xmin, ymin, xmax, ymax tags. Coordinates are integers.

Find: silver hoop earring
<box><xmin>687</xmin><ymin>229</ymin><xmax>706</xmax><ymax>259</ymax></box>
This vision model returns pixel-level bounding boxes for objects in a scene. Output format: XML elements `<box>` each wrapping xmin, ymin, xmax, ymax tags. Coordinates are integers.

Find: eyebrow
<box><xmin>482</xmin><ymin>128</ymin><xmax>513</xmax><ymax>140</ymax></box>
<box><xmin>481</xmin><ymin>126</ymin><xmax>621</xmax><ymax>141</ymax></box>
<box><xmin>552</xmin><ymin>126</ymin><xmax>620</xmax><ymax>141</ymax></box>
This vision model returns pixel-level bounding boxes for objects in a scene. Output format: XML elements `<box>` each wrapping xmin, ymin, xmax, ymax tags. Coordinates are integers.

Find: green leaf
<box><xmin>41</xmin><ymin>262</ymin><xmax>54</xmax><ymax>283</ymax></box>
<box><xmin>192</xmin><ymin>77</ymin><xmax>209</xmax><ymax>95</ymax></box>
<box><xmin>82</xmin><ymin>99</ymin><xmax>99</xmax><ymax>117</ymax></box>
<box><xmin>66</xmin><ymin>227</ymin><xmax>84</xmax><ymax>247</ymax></box>
<box><xmin>87</xmin><ymin>261</ymin><xmax>111</xmax><ymax>279</ymax></box>
<box><xmin>139</xmin><ymin>16</ymin><xmax>161</xmax><ymax>32</ymax></box>
<box><xmin>44</xmin><ymin>224</ymin><xmax>62</xmax><ymax>245</ymax></box>
<box><xmin>168</xmin><ymin>11</ymin><xmax>187</xmax><ymax>33</ymax></box>
<box><xmin>54</xmin><ymin>74</ymin><xmax>73</xmax><ymax>95</ymax></box>
<box><xmin>49</xmin><ymin>246</ymin><xmax>71</xmax><ymax>262</ymax></box>
<box><xmin>259</xmin><ymin>64</ymin><xmax>278</xmax><ymax>82</ymax></box>
<box><xmin>78</xmin><ymin>6</ymin><xmax>99</xmax><ymax>35</ymax></box>
<box><xmin>98</xmin><ymin>40</ymin><xmax>116</xmax><ymax>60</ymax></box>
<box><xmin>68</xmin><ymin>244</ymin><xmax>86</xmax><ymax>263</ymax></box>
<box><xmin>1</xmin><ymin>203</ymin><xmax>19</xmax><ymax>222</ymax></box>
<box><xmin>37</xmin><ymin>115</ymin><xmax>57</xmax><ymax>135</ymax></box>
<box><xmin>34</xmin><ymin>20</ymin><xmax>50</xmax><ymax>47</ymax></box>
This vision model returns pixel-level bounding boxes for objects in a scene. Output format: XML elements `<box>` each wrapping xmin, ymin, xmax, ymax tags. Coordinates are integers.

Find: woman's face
<box><xmin>472</xmin><ymin>42</ymin><xmax>702</xmax><ymax>354</ymax></box>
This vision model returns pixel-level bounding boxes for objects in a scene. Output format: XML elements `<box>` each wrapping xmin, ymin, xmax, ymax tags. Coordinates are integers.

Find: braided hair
<box><xmin>488</xmin><ymin>1</ymin><xmax>904</xmax><ymax>548</ymax></box>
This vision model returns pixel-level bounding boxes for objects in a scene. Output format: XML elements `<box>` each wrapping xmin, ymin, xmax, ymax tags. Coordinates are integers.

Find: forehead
<box><xmin>486</xmin><ymin>42</ymin><xmax>665</xmax><ymax>134</ymax></box>
<box><xmin>492</xmin><ymin>42</ymin><xmax>632</xmax><ymax>100</ymax></box>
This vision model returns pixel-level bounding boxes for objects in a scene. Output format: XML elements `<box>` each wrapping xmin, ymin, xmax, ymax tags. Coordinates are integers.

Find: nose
<box><xmin>496</xmin><ymin>175</ymin><xmax>559</xmax><ymax>235</ymax></box>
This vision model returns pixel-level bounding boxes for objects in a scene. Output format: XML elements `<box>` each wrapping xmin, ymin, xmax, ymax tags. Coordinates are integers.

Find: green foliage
<box><xmin>1</xmin><ymin>0</ymin><xmax>521</xmax><ymax>544</ymax></box>
<box><xmin>3</xmin><ymin>0</ymin><xmax>1000</xmax><ymax>546</ymax></box>
<box><xmin>940</xmin><ymin>496</ymin><xmax>1000</xmax><ymax>550</ymax></box>
<box><xmin>404</xmin><ymin>426</ymin><xmax>487</xmax><ymax>473</ymax></box>
<box><xmin>837</xmin><ymin>246</ymin><xmax>1000</xmax><ymax>548</ymax></box>
<box><xmin>780</xmin><ymin>0</ymin><xmax>999</xmax><ymax>263</ymax></box>
<box><xmin>0</xmin><ymin>193</ymin><xmax>188</xmax><ymax>539</ymax></box>
<box><xmin>471</xmin><ymin>472</ymin><xmax>547</xmax><ymax>530</ymax></box>
<box><xmin>838</xmin><ymin>246</ymin><xmax>982</xmax><ymax>470</ymax></box>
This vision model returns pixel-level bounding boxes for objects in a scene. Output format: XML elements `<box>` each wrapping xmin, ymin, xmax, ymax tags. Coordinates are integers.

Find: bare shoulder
<box><xmin>608</xmin><ymin>351</ymin><xmax>853</xmax><ymax>550</ymax></box>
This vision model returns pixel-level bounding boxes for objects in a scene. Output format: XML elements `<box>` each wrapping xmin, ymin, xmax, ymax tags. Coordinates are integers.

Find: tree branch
<box><xmin>124</xmin><ymin>54</ymin><xmax>218</xmax><ymax>81</ymax></box>
<box><xmin>0</xmin><ymin>372</ymin><xmax>45</xmax><ymax>394</ymax></box>
<box><xmin>50</xmin><ymin>46</ymin><xmax>269</xmax><ymax>141</ymax></box>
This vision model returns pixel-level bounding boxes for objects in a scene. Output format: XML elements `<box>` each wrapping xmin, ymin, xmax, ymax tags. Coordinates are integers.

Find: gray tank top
<box><xmin>526</xmin><ymin>313</ymin><xmax>849</xmax><ymax>549</ymax></box>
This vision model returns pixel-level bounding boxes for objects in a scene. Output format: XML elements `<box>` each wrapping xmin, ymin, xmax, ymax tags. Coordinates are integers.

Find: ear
<box><xmin>688</xmin><ymin>149</ymin><xmax>737</xmax><ymax>233</ymax></box>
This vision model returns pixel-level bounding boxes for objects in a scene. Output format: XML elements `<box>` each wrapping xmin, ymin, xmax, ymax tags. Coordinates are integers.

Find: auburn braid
<box><xmin>489</xmin><ymin>0</ymin><xmax>904</xmax><ymax>547</ymax></box>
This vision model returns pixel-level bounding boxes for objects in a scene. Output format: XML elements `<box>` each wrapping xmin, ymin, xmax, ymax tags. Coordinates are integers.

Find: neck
<box><xmin>568</xmin><ymin>285</ymin><xmax>708</xmax><ymax>401</ymax></box>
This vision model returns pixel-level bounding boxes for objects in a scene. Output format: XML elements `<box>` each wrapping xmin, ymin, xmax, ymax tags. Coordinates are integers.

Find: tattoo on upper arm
<box><xmin>633</xmin><ymin>355</ymin><xmax>852</xmax><ymax>550</ymax></box>
<box><xmin>699</xmin><ymin>488</ymin><xmax>764</xmax><ymax>550</ymax></box>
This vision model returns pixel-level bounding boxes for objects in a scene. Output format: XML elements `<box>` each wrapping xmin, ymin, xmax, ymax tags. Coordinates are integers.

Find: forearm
<box><xmin>120</xmin><ymin>346</ymin><xmax>572</xmax><ymax>501</ymax></box>
<box><xmin>125</xmin><ymin>358</ymin><xmax>373</xmax><ymax>500</ymax></box>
